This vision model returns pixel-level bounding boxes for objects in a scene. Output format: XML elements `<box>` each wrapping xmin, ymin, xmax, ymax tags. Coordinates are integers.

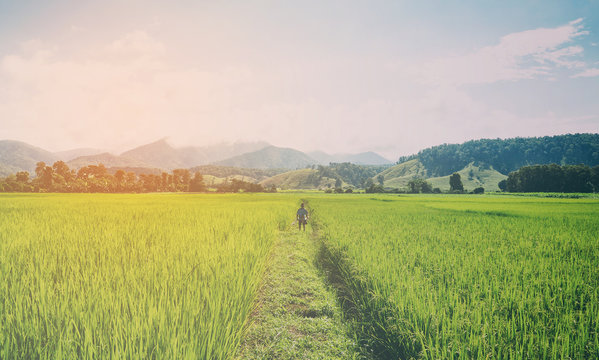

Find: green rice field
<box><xmin>1</xmin><ymin>193</ymin><xmax>598</xmax><ymax>359</ymax></box>
<box><xmin>310</xmin><ymin>194</ymin><xmax>599</xmax><ymax>359</ymax></box>
<box><xmin>0</xmin><ymin>193</ymin><xmax>296</xmax><ymax>359</ymax></box>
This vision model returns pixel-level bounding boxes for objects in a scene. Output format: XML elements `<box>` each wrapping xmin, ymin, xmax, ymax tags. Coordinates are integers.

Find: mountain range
<box><xmin>2</xmin><ymin>133</ymin><xmax>598</xmax><ymax>192</ymax></box>
<box><xmin>0</xmin><ymin>138</ymin><xmax>392</xmax><ymax>176</ymax></box>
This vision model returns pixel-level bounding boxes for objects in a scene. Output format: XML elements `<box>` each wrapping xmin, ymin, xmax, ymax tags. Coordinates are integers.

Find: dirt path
<box><xmin>235</xmin><ymin>223</ymin><xmax>361</xmax><ymax>359</ymax></box>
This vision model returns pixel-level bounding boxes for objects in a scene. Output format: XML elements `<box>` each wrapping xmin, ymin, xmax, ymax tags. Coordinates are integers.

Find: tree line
<box><xmin>0</xmin><ymin>161</ymin><xmax>272</xmax><ymax>193</ymax></box>
<box><xmin>499</xmin><ymin>164</ymin><xmax>599</xmax><ymax>193</ymax></box>
<box><xmin>363</xmin><ymin>172</ymin><xmax>483</xmax><ymax>194</ymax></box>
<box><xmin>399</xmin><ymin>133</ymin><xmax>599</xmax><ymax>177</ymax></box>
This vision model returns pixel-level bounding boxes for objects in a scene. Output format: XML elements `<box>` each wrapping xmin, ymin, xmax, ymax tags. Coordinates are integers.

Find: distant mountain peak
<box><xmin>120</xmin><ymin>142</ymin><xmax>180</xmax><ymax>169</ymax></box>
<box><xmin>216</xmin><ymin>145</ymin><xmax>317</xmax><ymax>169</ymax></box>
<box><xmin>54</xmin><ymin>147</ymin><xmax>105</xmax><ymax>161</ymax></box>
<box><xmin>122</xmin><ymin>138</ymin><xmax>175</xmax><ymax>155</ymax></box>
<box><xmin>307</xmin><ymin>150</ymin><xmax>391</xmax><ymax>165</ymax></box>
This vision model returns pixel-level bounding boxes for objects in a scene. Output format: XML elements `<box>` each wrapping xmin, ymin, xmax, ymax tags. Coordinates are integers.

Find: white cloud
<box><xmin>0</xmin><ymin>31</ymin><xmax>259</xmax><ymax>152</ymax></box>
<box><xmin>571</xmin><ymin>68</ymin><xmax>599</xmax><ymax>78</ymax></box>
<box><xmin>421</xmin><ymin>18</ymin><xmax>589</xmax><ymax>85</ymax></box>
<box><xmin>534</xmin><ymin>45</ymin><xmax>584</xmax><ymax>68</ymax></box>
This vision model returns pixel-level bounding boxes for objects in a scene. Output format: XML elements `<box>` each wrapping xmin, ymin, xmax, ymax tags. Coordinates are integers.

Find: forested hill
<box><xmin>398</xmin><ymin>133</ymin><xmax>599</xmax><ymax>177</ymax></box>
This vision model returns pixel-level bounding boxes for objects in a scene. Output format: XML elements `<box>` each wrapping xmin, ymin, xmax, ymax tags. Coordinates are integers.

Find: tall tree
<box><xmin>161</xmin><ymin>172</ymin><xmax>168</xmax><ymax>190</ymax></box>
<box><xmin>114</xmin><ymin>170</ymin><xmax>126</xmax><ymax>192</ymax></box>
<box><xmin>449</xmin><ymin>173</ymin><xmax>464</xmax><ymax>192</ymax></box>
<box><xmin>189</xmin><ymin>172</ymin><xmax>206</xmax><ymax>192</ymax></box>
<box><xmin>498</xmin><ymin>179</ymin><xmax>507</xmax><ymax>192</ymax></box>
<box><xmin>115</xmin><ymin>170</ymin><xmax>126</xmax><ymax>183</ymax></box>
<box><xmin>126</xmin><ymin>172</ymin><xmax>137</xmax><ymax>191</ymax></box>
<box><xmin>52</xmin><ymin>161</ymin><xmax>73</xmax><ymax>183</ymax></box>
<box><xmin>407</xmin><ymin>178</ymin><xmax>432</xmax><ymax>193</ymax></box>
<box><xmin>591</xmin><ymin>165</ymin><xmax>599</xmax><ymax>192</ymax></box>
<box><xmin>35</xmin><ymin>162</ymin><xmax>46</xmax><ymax>179</ymax></box>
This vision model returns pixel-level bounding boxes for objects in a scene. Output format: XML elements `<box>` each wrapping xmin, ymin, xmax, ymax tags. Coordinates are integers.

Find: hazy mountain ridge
<box><xmin>307</xmin><ymin>151</ymin><xmax>391</xmax><ymax>165</ymax></box>
<box><xmin>119</xmin><ymin>139</ymin><xmax>277</xmax><ymax>170</ymax></box>
<box><xmin>120</xmin><ymin>139</ymin><xmax>188</xmax><ymax>169</ymax></box>
<box><xmin>199</xmin><ymin>141</ymin><xmax>271</xmax><ymax>163</ymax></box>
<box><xmin>54</xmin><ymin>148</ymin><xmax>106</xmax><ymax>162</ymax></box>
<box><xmin>0</xmin><ymin>140</ymin><xmax>58</xmax><ymax>176</ymax></box>
<box><xmin>0</xmin><ymin>138</ymin><xmax>393</xmax><ymax>175</ymax></box>
<box><xmin>215</xmin><ymin>146</ymin><xmax>317</xmax><ymax>169</ymax></box>
<box><xmin>67</xmin><ymin>153</ymin><xmax>152</xmax><ymax>169</ymax></box>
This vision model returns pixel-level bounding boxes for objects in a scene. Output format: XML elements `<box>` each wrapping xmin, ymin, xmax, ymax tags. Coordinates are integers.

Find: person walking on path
<box><xmin>296</xmin><ymin>203</ymin><xmax>309</xmax><ymax>231</ymax></box>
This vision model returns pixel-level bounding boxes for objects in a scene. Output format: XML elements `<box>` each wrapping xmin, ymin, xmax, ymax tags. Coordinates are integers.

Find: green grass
<box><xmin>380</xmin><ymin>159</ymin><xmax>428</xmax><ymax>189</ymax></box>
<box><xmin>491</xmin><ymin>192</ymin><xmax>599</xmax><ymax>199</ymax></box>
<box><xmin>0</xmin><ymin>193</ymin><xmax>296</xmax><ymax>359</ymax></box>
<box><xmin>237</xmin><ymin>221</ymin><xmax>360</xmax><ymax>359</ymax></box>
<box><xmin>380</xmin><ymin>159</ymin><xmax>428</xmax><ymax>181</ymax></box>
<box><xmin>309</xmin><ymin>194</ymin><xmax>599</xmax><ymax>359</ymax></box>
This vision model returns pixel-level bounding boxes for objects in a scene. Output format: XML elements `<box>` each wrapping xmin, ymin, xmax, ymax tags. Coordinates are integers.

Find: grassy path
<box><xmin>236</xmin><ymin>223</ymin><xmax>361</xmax><ymax>359</ymax></box>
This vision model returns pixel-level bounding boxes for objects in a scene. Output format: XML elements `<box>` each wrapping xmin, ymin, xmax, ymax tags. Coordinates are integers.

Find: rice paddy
<box><xmin>310</xmin><ymin>194</ymin><xmax>599</xmax><ymax>359</ymax></box>
<box><xmin>0</xmin><ymin>193</ymin><xmax>295</xmax><ymax>359</ymax></box>
<box><xmin>1</xmin><ymin>193</ymin><xmax>598</xmax><ymax>359</ymax></box>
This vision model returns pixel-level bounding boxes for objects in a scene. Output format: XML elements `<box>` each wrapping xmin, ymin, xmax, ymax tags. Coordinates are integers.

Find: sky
<box><xmin>0</xmin><ymin>0</ymin><xmax>598</xmax><ymax>160</ymax></box>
